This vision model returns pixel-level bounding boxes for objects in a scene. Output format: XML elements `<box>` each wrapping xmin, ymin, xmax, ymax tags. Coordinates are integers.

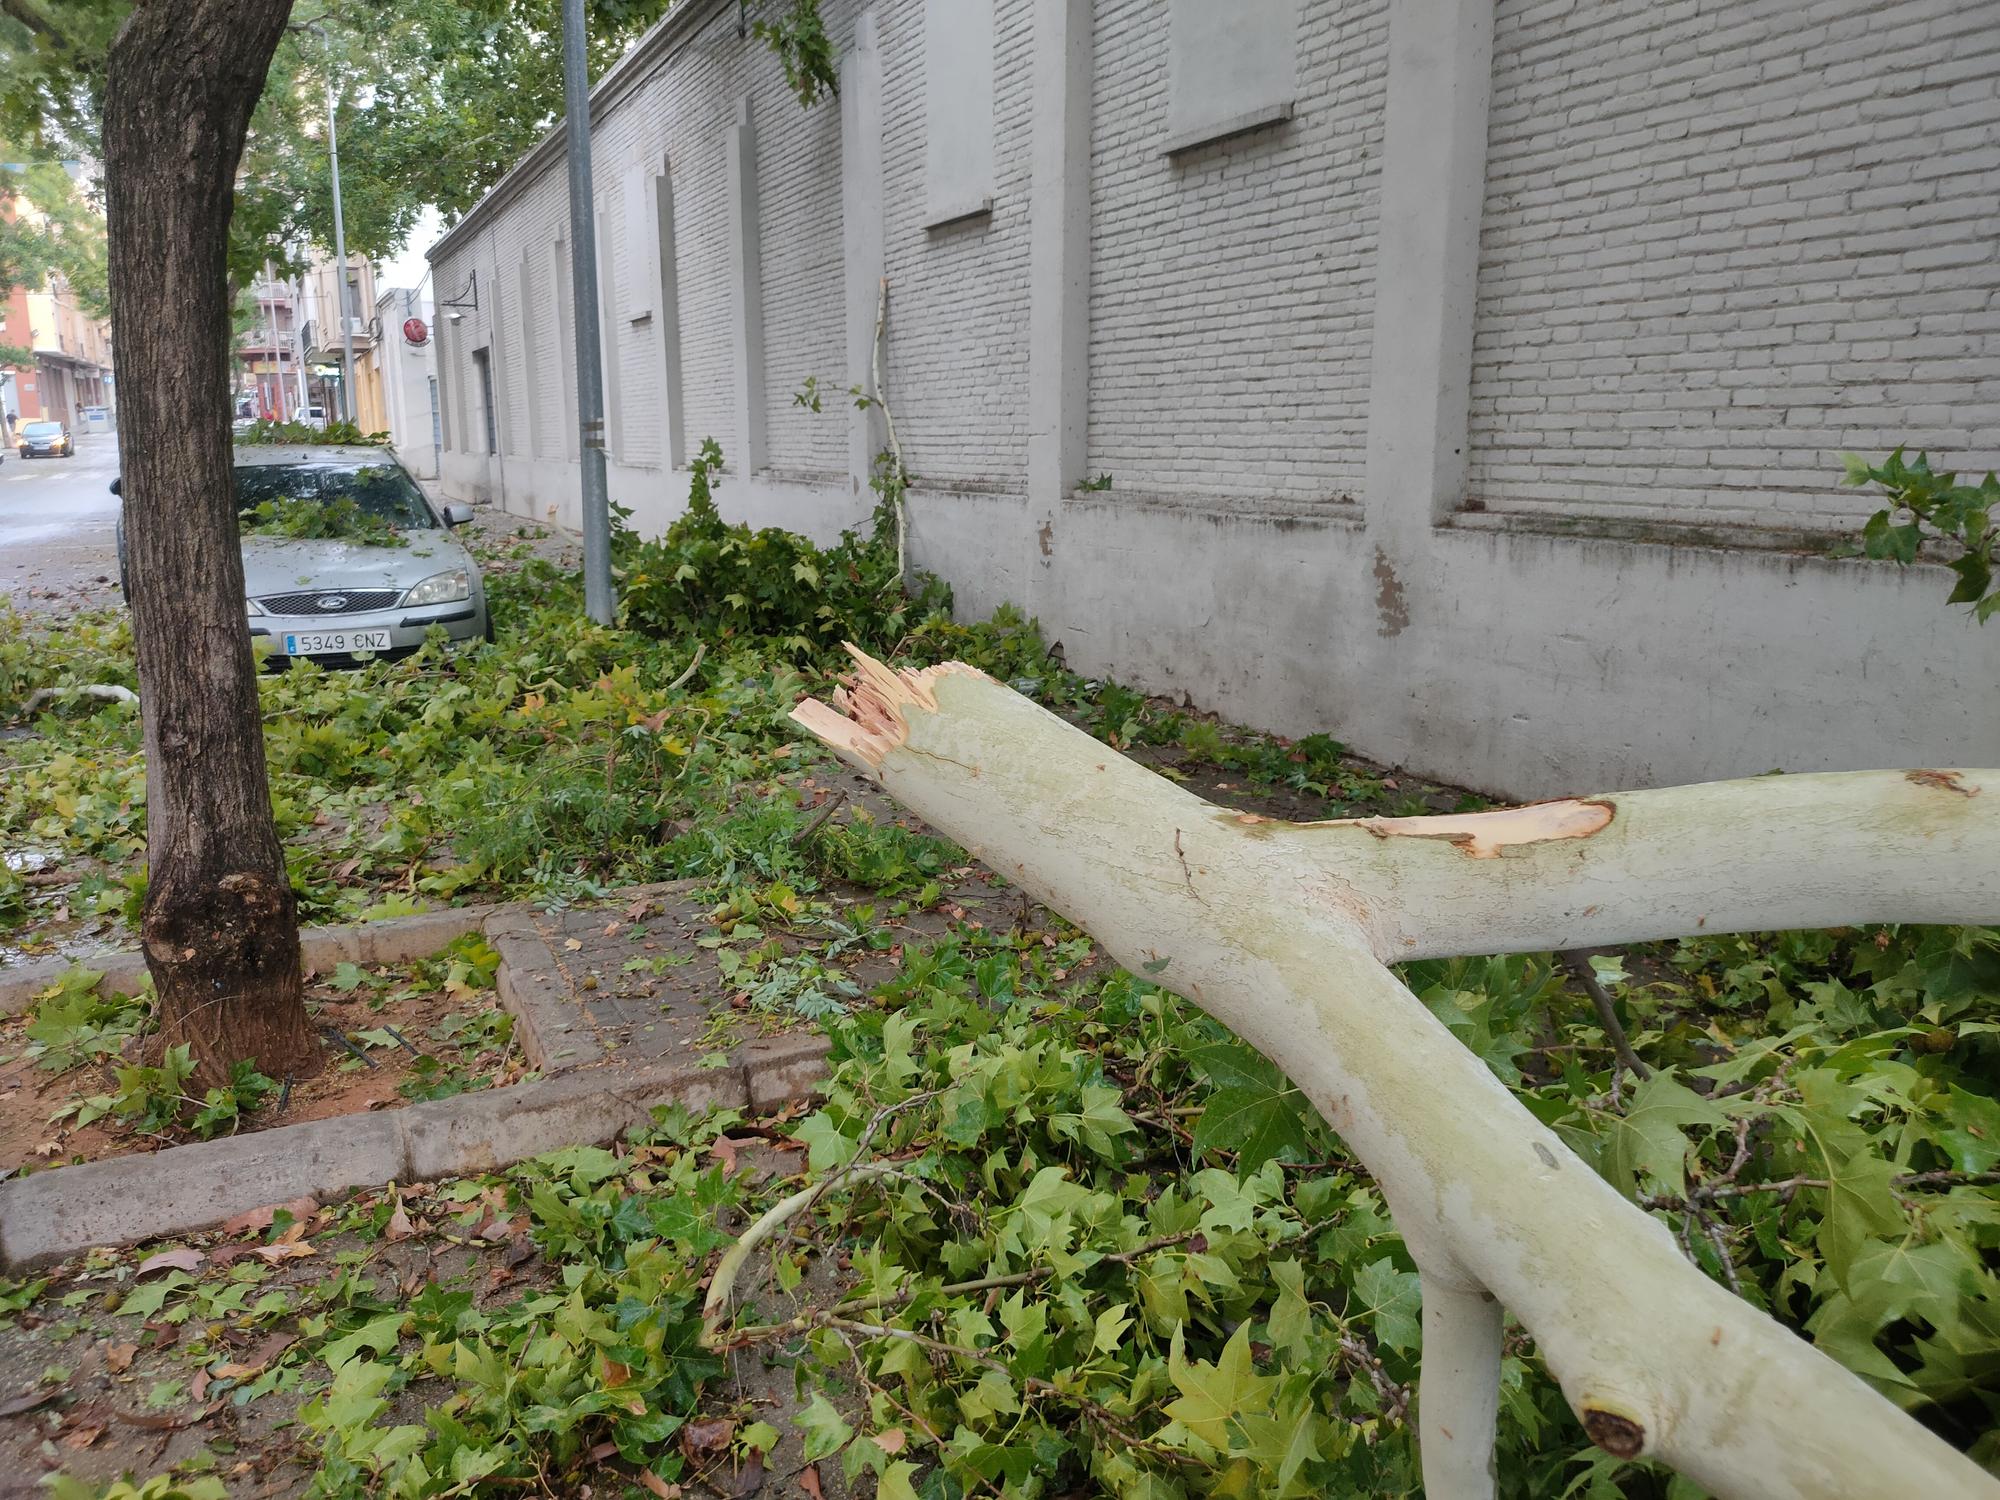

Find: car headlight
<box><xmin>246</xmin><ymin>598</ymin><xmax>266</xmax><ymax>617</ymax></box>
<box><xmin>401</xmin><ymin>568</ymin><xmax>470</xmax><ymax>607</ymax></box>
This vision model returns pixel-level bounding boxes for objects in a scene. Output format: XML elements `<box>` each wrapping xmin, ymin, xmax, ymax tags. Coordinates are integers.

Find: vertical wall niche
<box><xmin>923</xmin><ymin>0</ymin><xmax>996</xmax><ymax>226</ymax></box>
<box><xmin>1164</xmin><ymin>0</ymin><xmax>1299</xmax><ymax>156</ymax></box>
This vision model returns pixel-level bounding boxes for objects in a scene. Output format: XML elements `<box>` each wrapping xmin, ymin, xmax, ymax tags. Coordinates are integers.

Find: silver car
<box><xmin>115</xmin><ymin>446</ymin><xmax>491</xmax><ymax>666</ymax></box>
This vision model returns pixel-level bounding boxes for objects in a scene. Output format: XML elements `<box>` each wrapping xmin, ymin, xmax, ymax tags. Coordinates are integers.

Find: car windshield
<box><xmin>22</xmin><ymin>421</ymin><xmax>61</xmax><ymax>436</ymax></box>
<box><xmin>233</xmin><ymin>462</ymin><xmax>435</xmax><ymax>529</ymax></box>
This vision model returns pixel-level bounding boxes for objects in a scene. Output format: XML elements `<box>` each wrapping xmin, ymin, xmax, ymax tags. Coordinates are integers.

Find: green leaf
<box><xmin>1164</xmin><ymin>1322</ymin><xmax>1271</xmax><ymax>1449</ymax></box>
<box><xmin>796</xmin><ymin>1393</ymin><xmax>853</xmax><ymax>1461</ymax></box>
<box><xmin>1351</xmin><ymin>1258</ymin><xmax>1421</xmax><ymax>1355</ymax></box>
<box><xmin>1189</xmin><ymin>1043</ymin><xmax>1313</xmax><ymax>1171</ymax></box>
<box><xmin>1603</xmin><ymin>1073</ymin><xmax>1726</xmax><ymax>1193</ymax></box>
<box><xmin>320</xmin><ymin>1312</ymin><xmax>407</xmax><ymax>1370</ymax></box>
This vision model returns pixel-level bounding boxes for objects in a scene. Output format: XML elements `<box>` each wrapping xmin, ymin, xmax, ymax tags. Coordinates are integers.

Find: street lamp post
<box><xmin>326</xmin><ymin>85</ymin><xmax>358</xmax><ymax>427</ymax></box>
<box><xmin>561</xmin><ymin>0</ymin><xmax>615</xmax><ymax>626</ymax></box>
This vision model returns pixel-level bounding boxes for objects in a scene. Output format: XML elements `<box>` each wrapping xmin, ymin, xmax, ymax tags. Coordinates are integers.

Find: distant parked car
<box><xmin>113</xmin><ymin>445</ymin><xmax>490</xmax><ymax>667</ymax></box>
<box><xmin>18</xmin><ymin>419</ymin><xmax>74</xmax><ymax>458</ymax></box>
<box><xmin>303</xmin><ymin>405</ymin><xmax>328</xmax><ymax>430</ymax></box>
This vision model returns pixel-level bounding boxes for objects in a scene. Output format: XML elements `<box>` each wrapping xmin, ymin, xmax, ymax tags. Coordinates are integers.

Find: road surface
<box><xmin>0</xmin><ymin>431</ymin><xmax>124</xmax><ymax>616</ymax></box>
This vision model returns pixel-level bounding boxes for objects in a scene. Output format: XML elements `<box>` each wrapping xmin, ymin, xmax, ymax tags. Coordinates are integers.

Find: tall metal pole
<box><xmin>326</xmin><ymin>84</ymin><xmax>358</xmax><ymax>427</ymax></box>
<box><xmin>561</xmin><ymin>0</ymin><xmax>615</xmax><ymax>625</ymax></box>
<box><xmin>263</xmin><ymin>258</ymin><xmax>288</xmax><ymax>423</ymax></box>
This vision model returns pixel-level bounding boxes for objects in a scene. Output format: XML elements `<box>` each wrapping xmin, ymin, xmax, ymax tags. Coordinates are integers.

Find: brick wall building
<box><xmin>429</xmin><ymin>0</ymin><xmax>2000</xmax><ymax>797</ymax></box>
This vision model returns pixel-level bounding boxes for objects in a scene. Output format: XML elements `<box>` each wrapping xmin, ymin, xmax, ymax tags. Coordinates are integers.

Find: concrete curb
<box><xmin>0</xmin><ymin>1042</ymin><xmax>829</xmax><ymax>1270</ymax></box>
<box><xmin>484</xmin><ymin>912</ymin><xmax>605</xmax><ymax>1073</ymax></box>
<box><xmin>0</xmin><ymin>880</ymin><xmax>836</xmax><ymax>1269</ymax></box>
<box><xmin>0</xmin><ymin>905</ymin><xmax>503</xmax><ymax>1017</ymax></box>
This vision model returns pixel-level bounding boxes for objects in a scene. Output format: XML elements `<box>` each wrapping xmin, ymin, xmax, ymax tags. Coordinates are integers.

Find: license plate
<box><xmin>282</xmin><ymin>630</ymin><xmax>391</xmax><ymax>656</ymax></box>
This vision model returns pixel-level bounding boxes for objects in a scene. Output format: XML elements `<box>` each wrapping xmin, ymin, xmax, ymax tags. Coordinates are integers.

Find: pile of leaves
<box><xmin>616</xmin><ymin>437</ymin><xmax>944</xmax><ymax>658</ymax></box>
<box><xmin>237</xmin><ymin>496</ymin><xmax>408</xmax><ymax>549</ymax></box>
<box><xmin>233</xmin><ymin>420</ymin><xmax>387</xmax><ymax>447</ymax></box>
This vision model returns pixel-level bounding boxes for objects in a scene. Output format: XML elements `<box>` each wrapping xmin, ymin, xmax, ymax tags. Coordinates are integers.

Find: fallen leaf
<box><xmin>210</xmin><ymin>1333</ymin><xmax>294</xmax><ymax>1382</ymax></box>
<box><xmin>564</xmin><ymin>937</ymin><xmax>583</xmax><ymax>951</ymax></box>
<box><xmin>220</xmin><ymin>1196</ymin><xmax>319</xmax><ymax>1237</ymax></box>
<box><xmin>104</xmin><ymin>1343</ymin><xmax>137</xmax><ymax>1374</ymax></box>
<box><xmin>190</xmin><ymin>1369</ymin><xmax>210</xmax><ymax>1401</ymax></box>
<box><xmin>385</xmin><ymin>1204</ymin><xmax>416</xmax><ymax>1242</ymax></box>
<box><xmin>0</xmin><ymin>1389</ymin><xmax>58</xmax><ymax>1418</ymax></box>
<box><xmin>114</xmin><ymin>1402</ymin><xmax>215</xmax><ymax>1432</ymax></box>
<box><xmin>248</xmin><ymin>1243</ymin><xmax>315</xmax><ymax>1265</ymax></box>
<box><xmin>478</xmin><ymin>1215</ymin><xmax>516</xmax><ymax>1243</ymax></box>
<box><xmin>681</xmin><ymin>1417</ymin><xmax>734</xmax><ymax>1457</ymax></box>
<box><xmin>638</xmin><ymin>1473</ymin><xmax>681</xmax><ymax>1500</ymax></box>
<box><xmin>61</xmin><ymin>1418</ymin><xmax>106</xmax><ymax>1449</ymax></box>
<box><xmin>797</xmin><ymin>1465</ymin><xmax>823</xmax><ymax>1500</ymax></box>
<box><xmin>602</xmin><ymin>921</ymin><xmax>623</xmax><ymax>938</ymax></box>
<box><xmin>137</xmin><ymin>1248</ymin><xmax>204</xmax><ymax>1276</ymax></box>
<box><xmin>732</xmin><ymin>1450</ymin><xmax>766</xmax><ymax>1497</ymax></box>
<box><xmin>709</xmin><ymin>1136</ymin><xmax>740</xmax><ymax>1174</ymax></box>
<box><xmin>871</xmin><ymin>1429</ymin><xmax>907</xmax><ymax>1455</ymax></box>
<box><xmin>504</xmin><ymin>1236</ymin><xmax>536</xmax><ymax>1270</ymax></box>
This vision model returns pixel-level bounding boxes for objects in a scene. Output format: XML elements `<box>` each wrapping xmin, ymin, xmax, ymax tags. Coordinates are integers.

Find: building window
<box><xmin>1163</xmin><ymin>0</ymin><xmax>1298</xmax><ymax>156</ymax></box>
<box><xmin>924</xmin><ymin>0</ymin><xmax>995</xmax><ymax>227</ymax></box>
<box><xmin>473</xmin><ymin>347</ymin><xmax>498</xmax><ymax>456</ymax></box>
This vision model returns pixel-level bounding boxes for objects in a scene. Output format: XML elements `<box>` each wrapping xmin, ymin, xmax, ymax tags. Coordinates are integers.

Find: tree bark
<box><xmin>103</xmin><ymin>0</ymin><xmax>318</xmax><ymax>1087</ymax></box>
<box><xmin>791</xmin><ymin>649</ymin><xmax>2000</xmax><ymax>1500</ymax></box>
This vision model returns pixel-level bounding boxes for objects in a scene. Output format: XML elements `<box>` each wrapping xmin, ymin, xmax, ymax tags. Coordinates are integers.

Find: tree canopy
<box><xmin>0</xmin><ymin>0</ymin><xmax>833</xmax><ymax>305</ymax></box>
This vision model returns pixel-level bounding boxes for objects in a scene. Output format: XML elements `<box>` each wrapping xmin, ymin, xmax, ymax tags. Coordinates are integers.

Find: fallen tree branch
<box><xmin>1556</xmin><ymin>949</ymin><xmax>1651</xmax><ymax>1080</ymax></box>
<box><xmin>18</xmin><ymin>683</ymin><xmax>139</xmax><ymax>717</ymax></box>
<box><xmin>787</xmin><ymin>646</ymin><xmax>2000</xmax><ymax>1500</ymax></box>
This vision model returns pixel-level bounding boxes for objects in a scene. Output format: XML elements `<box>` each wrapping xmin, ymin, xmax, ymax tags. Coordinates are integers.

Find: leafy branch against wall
<box><xmin>1845</xmin><ymin>449</ymin><xmax>1999</xmax><ymax>622</ymax></box>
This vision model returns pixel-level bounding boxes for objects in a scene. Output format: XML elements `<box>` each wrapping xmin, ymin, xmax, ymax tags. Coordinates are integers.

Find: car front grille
<box><xmin>257</xmin><ymin>588</ymin><xmax>401</xmax><ymax>616</ymax></box>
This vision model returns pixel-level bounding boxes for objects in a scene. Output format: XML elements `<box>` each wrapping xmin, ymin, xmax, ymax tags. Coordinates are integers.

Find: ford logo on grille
<box><xmin>317</xmin><ymin>595</ymin><xmax>348</xmax><ymax>610</ymax></box>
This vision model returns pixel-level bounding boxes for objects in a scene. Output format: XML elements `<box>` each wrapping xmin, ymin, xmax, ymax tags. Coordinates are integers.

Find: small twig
<box><xmin>382</xmin><ymin>1025</ymin><xmax>424</xmax><ymax>1058</ymax></box>
<box><xmin>791</xmin><ymin>791</ymin><xmax>848</xmax><ymax>847</ymax></box>
<box><xmin>321</xmin><ymin>1026</ymin><xmax>376</xmax><ymax>1068</ymax></box>
<box><xmin>666</xmin><ymin>641</ymin><xmax>706</xmax><ymax>691</ymax></box>
<box><xmin>1557</xmin><ymin>949</ymin><xmax>1652</xmax><ymax>1080</ymax></box>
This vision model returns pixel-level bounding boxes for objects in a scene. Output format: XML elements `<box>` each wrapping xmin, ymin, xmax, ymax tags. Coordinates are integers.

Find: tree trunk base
<box><xmin>143</xmin><ymin>868</ymin><xmax>321</xmax><ymax>1087</ymax></box>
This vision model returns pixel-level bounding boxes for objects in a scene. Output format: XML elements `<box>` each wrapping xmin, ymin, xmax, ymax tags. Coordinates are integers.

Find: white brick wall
<box><xmin>432</xmin><ymin>0</ymin><xmax>1999</xmax><ymax>529</ymax></box>
<box><xmin>1468</xmin><ymin>0</ymin><xmax>2000</xmax><ymax>528</ymax></box>
<box><xmin>876</xmin><ymin>0</ymin><xmax>1032</xmax><ymax>490</ymax></box>
<box><xmin>1084</xmin><ymin>0</ymin><xmax>1388</xmax><ymax>505</ymax></box>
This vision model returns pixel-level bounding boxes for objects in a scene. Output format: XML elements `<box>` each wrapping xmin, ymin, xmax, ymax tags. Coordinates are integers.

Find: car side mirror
<box><xmin>109</xmin><ymin>477</ymin><xmax>121</xmax><ymax>496</ymax></box>
<box><xmin>441</xmin><ymin>503</ymin><xmax>473</xmax><ymax>528</ymax></box>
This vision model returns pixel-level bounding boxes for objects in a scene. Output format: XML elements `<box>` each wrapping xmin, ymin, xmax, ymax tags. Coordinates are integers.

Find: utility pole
<box><xmin>325</xmin><ymin>84</ymin><xmax>357</xmax><ymax>426</ymax></box>
<box><xmin>561</xmin><ymin>0</ymin><xmax>615</xmax><ymax>625</ymax></box>
<box><xmin>262</xmin><ymin>258</ymin><xmax>288</xmax><ymax>423</ymax></box>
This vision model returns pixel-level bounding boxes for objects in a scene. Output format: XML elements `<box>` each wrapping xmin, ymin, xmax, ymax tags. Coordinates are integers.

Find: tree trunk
<box><xmin>103</xmin><ymin>0</ymin><xmax>318</xmax><ymax>1088</ymax></box>
<box><xmin>792</xmin><ymin>649</ymin><xmax>2000</xmax><ymax>1500</ymax></box>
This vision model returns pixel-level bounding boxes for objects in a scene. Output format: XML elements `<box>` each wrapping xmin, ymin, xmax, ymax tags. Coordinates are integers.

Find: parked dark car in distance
<box><xmin>17</xmin><ymin>419</ymin><xmax>73</xmax><ymax>458</ymax></box>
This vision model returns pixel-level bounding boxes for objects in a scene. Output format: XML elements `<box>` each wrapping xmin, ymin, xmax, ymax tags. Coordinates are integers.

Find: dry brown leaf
<box><xmin>709</xmin><ymin>1136</ymin><xmax>740</xmax><ymax>1174</ymax></box>
<box><xmin>190</xmin><ymin>1368</ymin><xmax>210</xmax><ymax>1402</ymax></box>
<box><xmin>681</xmin><ymin>1417</ymin><xmax>734</xmax><ymax>1458</ymax></box>
<box><xmin>210</xmin><ymin>1332</ymin><xmax>295</xmax><ymax>1383</ymax></box>
<box><xmin>0</xmin><ymin>1389</ymin><xmax>58</xmax><ymax>1418</ymax></box>
<box><xmin>137</xmin><ymin>1247</ymin><xmax>204</xmax><ymax>1276</ymax></box>
<box><xmin>104</xmin><ymin>1343</ymin><xmax>137</xmax><ymax>1374</ymax></box>
<box><xmin>477</xmin><ymin>1216</ymin><xmax>516</xmax><ymax>1243</ymax></box>
<box><xmin>61</xmin><ymin>1418</ymin><xmax>106</xmax><ymax>1449</ymax></box>
<box><xmin>797</xmin><ymin>1465</ymin><xmax>823</xmax><ymax>1500</ymax></box>
<box><xmin>563</xmin><ymin>937</ymin><xmax>583</xmax><ymax>951</ymax></box>
<box><xmin>637</xmin><ymin>1472</ymin><xmax>681</xmax><ymax>1500</ymax></box>
<box><xmin>219</xmin><ymin>1196</ymin><xmax>319</xmax><ymax>1237</ymax></box>
<box><xmin>385</xmin><ymin>1204</ymin><xmax>416</xmax><ymax>1242</ymax></box>
<box><xmin>248</xmin><ymin>1242</ymin><xmax>315</xmax><ymax>1265</ymax></box>
<box><xmin>871</xmin><ymin>1428</ymin><xmax>907</xmax><ymax>1455</ymax></box>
